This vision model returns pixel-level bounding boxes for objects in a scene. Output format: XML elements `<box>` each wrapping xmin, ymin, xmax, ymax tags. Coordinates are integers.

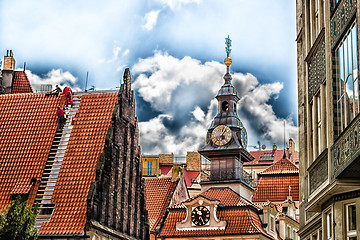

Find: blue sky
<box><xmin>1</xmin><ymin>0</ymin><xmax>298</xmax><ymax>155</ymax></box>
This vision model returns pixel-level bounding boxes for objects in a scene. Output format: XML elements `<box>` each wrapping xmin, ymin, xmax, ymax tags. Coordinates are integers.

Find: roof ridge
<box><xmin>259</xmin><ymin>157</ymin><xmax>299</xmax><ymax>175</ymax></box>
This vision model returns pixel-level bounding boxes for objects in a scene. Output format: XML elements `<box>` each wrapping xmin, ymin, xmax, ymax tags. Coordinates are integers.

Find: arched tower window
<box><xmin>222</xmin><ymin>101</ymin><xmax>229</xmax><ymax>111</ymax></box>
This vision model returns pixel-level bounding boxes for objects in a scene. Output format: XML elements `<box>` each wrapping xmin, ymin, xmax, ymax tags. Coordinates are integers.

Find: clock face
<box><xmin>191</xmin><ymin>206</ymin><xmax>210</xmax><ymax>226</ymax></box>
<box><xmin>241</xmin><ymin>128</ymin><xmax>248</xmax><ymax>149</ymax></box>
<box><xmin>211</xmin><ymin>125</ymin><xmax>232</xmax><ymax>146</ymax></box>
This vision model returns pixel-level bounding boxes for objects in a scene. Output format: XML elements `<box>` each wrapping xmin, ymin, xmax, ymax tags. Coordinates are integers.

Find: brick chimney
<box><xmin>159</xmin><ymin>153</ymin><xmax>174</xmax><ymax>165</ymax></box>
<box><xmin>186</xmin><ymin>152</ymin><xmax>201</xmax><ymax>171</ymax></box>
<box><xmin>2</xmin><ymin>50</ymin><xmax>15</xmax><ymax>94</ymax></box>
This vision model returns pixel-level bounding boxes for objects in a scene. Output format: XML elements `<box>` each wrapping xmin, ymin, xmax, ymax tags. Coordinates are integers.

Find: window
<box><xmin>270</xmin><ymin>215</ymin><xmax>275</xmax><ymax>232</ymax></box>
<box><xmin>336</xmin><ymin>23</ymin><xmax>359</xmax><ymax>134</ymax></box>
<box><xmin>316</xmin><ymin>93</ymin><xmax>322</xmax><ymax>155</ymax></box>
<box><xmin>147</xmin><ymin>161</ymin><xmax>152</xmax><ymax>175</ymax></box>
<box><xmin>346</xmin><ymin>204</ymin><xmax>357</xmax><ymax>240</ymax></box>
<box><xmin>222</xmin><ymin>101</ymin><xmax>229</xmax><ymax>111</ymax></box>
<box><xmin>287</xmin><ymin>225</ymin><xmax>292</xmax><ymax>238</ymax></box>
<box><xmin>293</xmin><ymin>229</ymin><xmax>298</xmax><ymax>240</ymax></box>
<box><xmin>325</xmin><ymin>210</ymin><xmax>333</xmax><ymax>240</ymax></box>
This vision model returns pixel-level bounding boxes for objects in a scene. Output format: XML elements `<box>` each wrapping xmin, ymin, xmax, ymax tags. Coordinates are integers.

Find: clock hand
<box><xmin>199</xmin><ymin>215</ymin><xmax>205</xmax><ymax>224</ymax></box>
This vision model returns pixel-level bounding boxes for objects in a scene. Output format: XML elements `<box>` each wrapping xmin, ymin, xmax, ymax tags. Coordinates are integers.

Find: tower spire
<box><xmin>224</xmin><ymin>35</ymin><xmax>232</xmax><ymax>75</ymax></box>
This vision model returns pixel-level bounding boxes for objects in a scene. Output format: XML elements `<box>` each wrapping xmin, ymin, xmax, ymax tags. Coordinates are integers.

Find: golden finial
<box><xmin>224</xmin><ymin>35</ymin><xmax>232</xmax><ymax>68</ymax></box>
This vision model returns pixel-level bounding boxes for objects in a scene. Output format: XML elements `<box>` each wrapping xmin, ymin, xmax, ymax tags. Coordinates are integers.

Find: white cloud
<box><xmin>133</xmin><ymin>52</ymin><xmax>298</xmax><ymax>155</ymax></box>
<box><xmin>25</xmin><ymin>69</ymin><xmax>82</xmax><ymax>92</ymax></box>
<box><xmin>143</xmin><ymin>10</ymin><xmax>161</xmax><ymax>31</ymax></box>
<box><xmin>192</xmin><ymin>106</ymin><xmax>205</xmax><ymax>122</ymax></box>
<box><xmin>122</xmin><ymin>49</ymin><xmax>130</xmax><ymax>56</ymax></box>
<box><xmin>156</xmin><ymin>0</ymin><xmax>201</xmax><ymax>9</ymax></box>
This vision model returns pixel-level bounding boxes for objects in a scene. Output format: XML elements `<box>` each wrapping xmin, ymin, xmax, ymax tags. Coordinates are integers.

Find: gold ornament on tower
<box><xmin>224</xmin><ymin>57</ymin><xmax>232</xmax><ymax>66</ymax></box>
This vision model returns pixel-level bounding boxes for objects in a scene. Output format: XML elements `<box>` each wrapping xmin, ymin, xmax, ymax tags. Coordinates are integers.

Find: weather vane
<box><xmin>224</xmin><ymin>35</ymin><xmax>232</xmax><ymax>71</ymax></box>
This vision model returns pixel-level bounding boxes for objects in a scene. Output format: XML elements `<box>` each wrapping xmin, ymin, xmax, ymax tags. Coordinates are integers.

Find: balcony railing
<box><xmin>209</xmin><ymin>167</ymin><xmax>242</xmax><ymax>181</ymax></box>
<box><xmin>331</xmin><ymin>113</ymin><xmax>360</xmax><ymax>180</ymax></box>
<box><xmin>309</xmin><ymin>150</ymin><xmax>328</xmax><ymax>195</ymax></box>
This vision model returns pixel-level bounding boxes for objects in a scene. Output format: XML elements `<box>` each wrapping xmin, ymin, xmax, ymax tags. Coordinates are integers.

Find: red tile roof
<box><xmin>12</xmin><ymin>71</ymin><xmax>33</xmax><ymax>94</ymax></box>
<box><xmin>160</xmin><ymin>208</ymin><xmax>273</xmax><ymax>238</ymax></box>
<box><xmin>245</xmin><ymin>150</ymin><xmax>299</xmax><ymax>166</ymax></box>
<box><xmin>144</xmin><ymin>177</ymin><xmax>177</xmax><ymax>232</ymax></box>
<box><xmin>252</xmin><ymin>175</ymin><xmax>299</xmax><ymax>202</ymax></box>
<box><xmin>0</xmin><ymin>93</ymin><xmax>64</xmax><ymax>209</ymax></box>
<box><xmin>200</xmin><ymin>187</ymin><xmax>253</xmax><ymax>207</ymax></box>
<box><xmin>171</xmin><ymin>187</ymin><xmax>254</xmax><ymax>209</ymax></box>
<box><xmin>39</xmin><ymin>93</ymin><xmax>118</xmax><ymax>235</ymax></box>
<box><xmin>259</xmin><ymin>158</ymin><xmax>299</xmax><ymax>175</ymax></box>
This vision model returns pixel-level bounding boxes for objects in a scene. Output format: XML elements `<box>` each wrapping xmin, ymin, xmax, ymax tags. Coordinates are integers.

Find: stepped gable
<box><xmin>259</xmin><ymin>157</ymin><xmax>299</xmax><ymax>175</ymax></box>
<box><xmin>160</xmin><ymin>208</ymin><xmax>273</xmax><ymax>238</ymax></box>
<box><xmin>39</xmin><ymin>92</ymin><xmax>118</xmax><ymax>235</ymax></box>
<box><xmin>252</xmin><ymin>158</ymin><xmax>299</xmax><ymax>202</ymax></box>
<box><xmin>0</xmin><ymin>93</ymin><xmax>64</xmax><ymax>208</ymax></box>
<box><xmin>12</xmin><ymin>71</ymin><xmax>33</xmax><ymax>94</ymax></box>
<box><xmin>144</xmin><ymin>177</ymin><xmax>177</xmax><ymax>232</ymax></box>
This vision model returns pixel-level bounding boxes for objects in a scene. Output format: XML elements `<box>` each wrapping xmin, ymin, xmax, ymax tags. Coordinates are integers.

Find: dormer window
<box><xmin>259</xmin><ymin>153</ymin><xmax>275</xmax><ymax>161</ymax></box>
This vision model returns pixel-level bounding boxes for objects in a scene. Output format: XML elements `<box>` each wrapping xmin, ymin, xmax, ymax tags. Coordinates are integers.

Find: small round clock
<box><xmin>191</xmin><ymin>206</ymin><xmax>210</xmax><ymax>226</ymax></box>
<box><xmin>241</xmin><ymin>128</ymin><xmax>248</xmax><ymax>149</ymax></box>
<box><xmin>211</xmin><ymin>125</ymin><xmax>232</xmax><ymax>146</ymax></box>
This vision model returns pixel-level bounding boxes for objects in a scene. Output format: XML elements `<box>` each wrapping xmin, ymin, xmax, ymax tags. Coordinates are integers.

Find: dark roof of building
<box><xmin>0</xmin><ymin>92</ymin><xmax>118</xmax><ymax>235</ymax></box>
<box><xmin>12</xmin><ymin>71</ymin><xmax>33</xmax><ymax>94</ymax></box>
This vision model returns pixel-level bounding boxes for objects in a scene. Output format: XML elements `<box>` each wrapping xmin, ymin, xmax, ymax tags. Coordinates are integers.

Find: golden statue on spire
<box><xmin>224</xmin><ymin>35</ymin><xmax>232</xmax><ymax>68</ymax></box>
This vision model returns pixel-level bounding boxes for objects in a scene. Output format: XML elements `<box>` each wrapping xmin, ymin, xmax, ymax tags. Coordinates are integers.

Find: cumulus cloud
<box><xmin>132</xmin><ymin>52</ymin><xmax>298</xmax><ymax>155</ymax></box>
<box><xmin>143</xmin><ymin>10</ymin><xmax>161</xmax><ymax>31</ymax></box>
<box><xmin>25</xmin><ymin>69</ymin><xmax>81</xmax><ymax>92</ymax></box>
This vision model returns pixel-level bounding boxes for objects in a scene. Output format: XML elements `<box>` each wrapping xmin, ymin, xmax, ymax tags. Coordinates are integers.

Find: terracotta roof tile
<box><xmin>171</xmin><ymin>187</ymin><xmax>256</xmax><ymax>210</ymax></box>
<box><xmin>200</xmin><ymin>187</ymin><xmax>253</xmax><ymax>207</ymax></box>
<box><xmin>12</xmin><ymin>71</ymin><xmax>33</xmax><ymax>94</ymax></box>
<box><xmin>144</xmin><ymin>177</ymin><xmax>177</xmax><ymax>232</ymax></box>
<box><xmin>0</xmin><ymin>93</ymin><xmax>64</xmax><ymax>209</ymax></box>
<box><xmin>160</xmin><ymin>208</ymin><xmax>274</xmax><ymax>238</ymax></box>
<box><xmin>252</xmin><ymin>175</ymin><xmax>299</xmax><ymax>202</ymax></box>
<box><xmin>245</xmin><ymin>150</ymin><xmax>299</xmax><ymax>166</ymax></box>
<box><xmin>259</xmin><ymin>158</ymin><xmax>299</xmax><ymax>175</ymax></box>
<box><xmin>39</xmin><ymin>93</ymin><xmax>118</xmax><ymax>235</ymax></box>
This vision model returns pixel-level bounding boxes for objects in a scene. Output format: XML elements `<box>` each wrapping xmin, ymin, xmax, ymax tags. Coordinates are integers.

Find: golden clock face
<box><xmin>191</xmin><ymin>206</ymin><xmax>210</xmax><ymax>226</ymax></box>
<box><xmin>211</xmin><ymin>125</ymin><xmax>232</xmax><ymax>146</ymax></box>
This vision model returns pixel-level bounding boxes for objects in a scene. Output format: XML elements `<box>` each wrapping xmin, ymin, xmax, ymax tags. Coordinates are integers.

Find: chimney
<box><xmin>159</xmin><ymin>153</ymin><xmax>174</xmax><ymax>165</ymax></box>
<box><xmin>186</xmin><ymin>152</ymin><xmax>201</xmax><ymax>171</ymax></box>
<box><xmin>2</xmin><ymin>50</ymin><xmax>15</xmax><ymax>94</ymax></box>
<box><xmin>288</xmin><ymin>138</ymin><xmax>295</xmax><ymax>160</ymax></box>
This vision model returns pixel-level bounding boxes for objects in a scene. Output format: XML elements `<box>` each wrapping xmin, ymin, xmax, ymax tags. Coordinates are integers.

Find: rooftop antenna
<box><xmin>23</xmin><ymin>62</ymin><xmax>26</xmax><ymax>71</ymax></box>
<box><xmin>85</xmin><ymin>72</ymin><xmax>89</xmax><ymax>92</ymax></box>
<box><xmin>283</xmin><ymin>121</ymin><xmax>286</xmax><ymax>158</ymax></box>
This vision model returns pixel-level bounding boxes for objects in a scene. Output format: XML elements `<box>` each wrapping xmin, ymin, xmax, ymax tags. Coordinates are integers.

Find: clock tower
<box><xmin>199</xmin><ymin>36</ymin><xmax>254</xmax><ymax>193</ymax></box>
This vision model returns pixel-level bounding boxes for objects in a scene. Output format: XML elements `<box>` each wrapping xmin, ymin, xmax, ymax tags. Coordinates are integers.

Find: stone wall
<box><xmin>87</xmin><ymin>69</ymin><xmax>149</xmax><ymax>240</ymax></box>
